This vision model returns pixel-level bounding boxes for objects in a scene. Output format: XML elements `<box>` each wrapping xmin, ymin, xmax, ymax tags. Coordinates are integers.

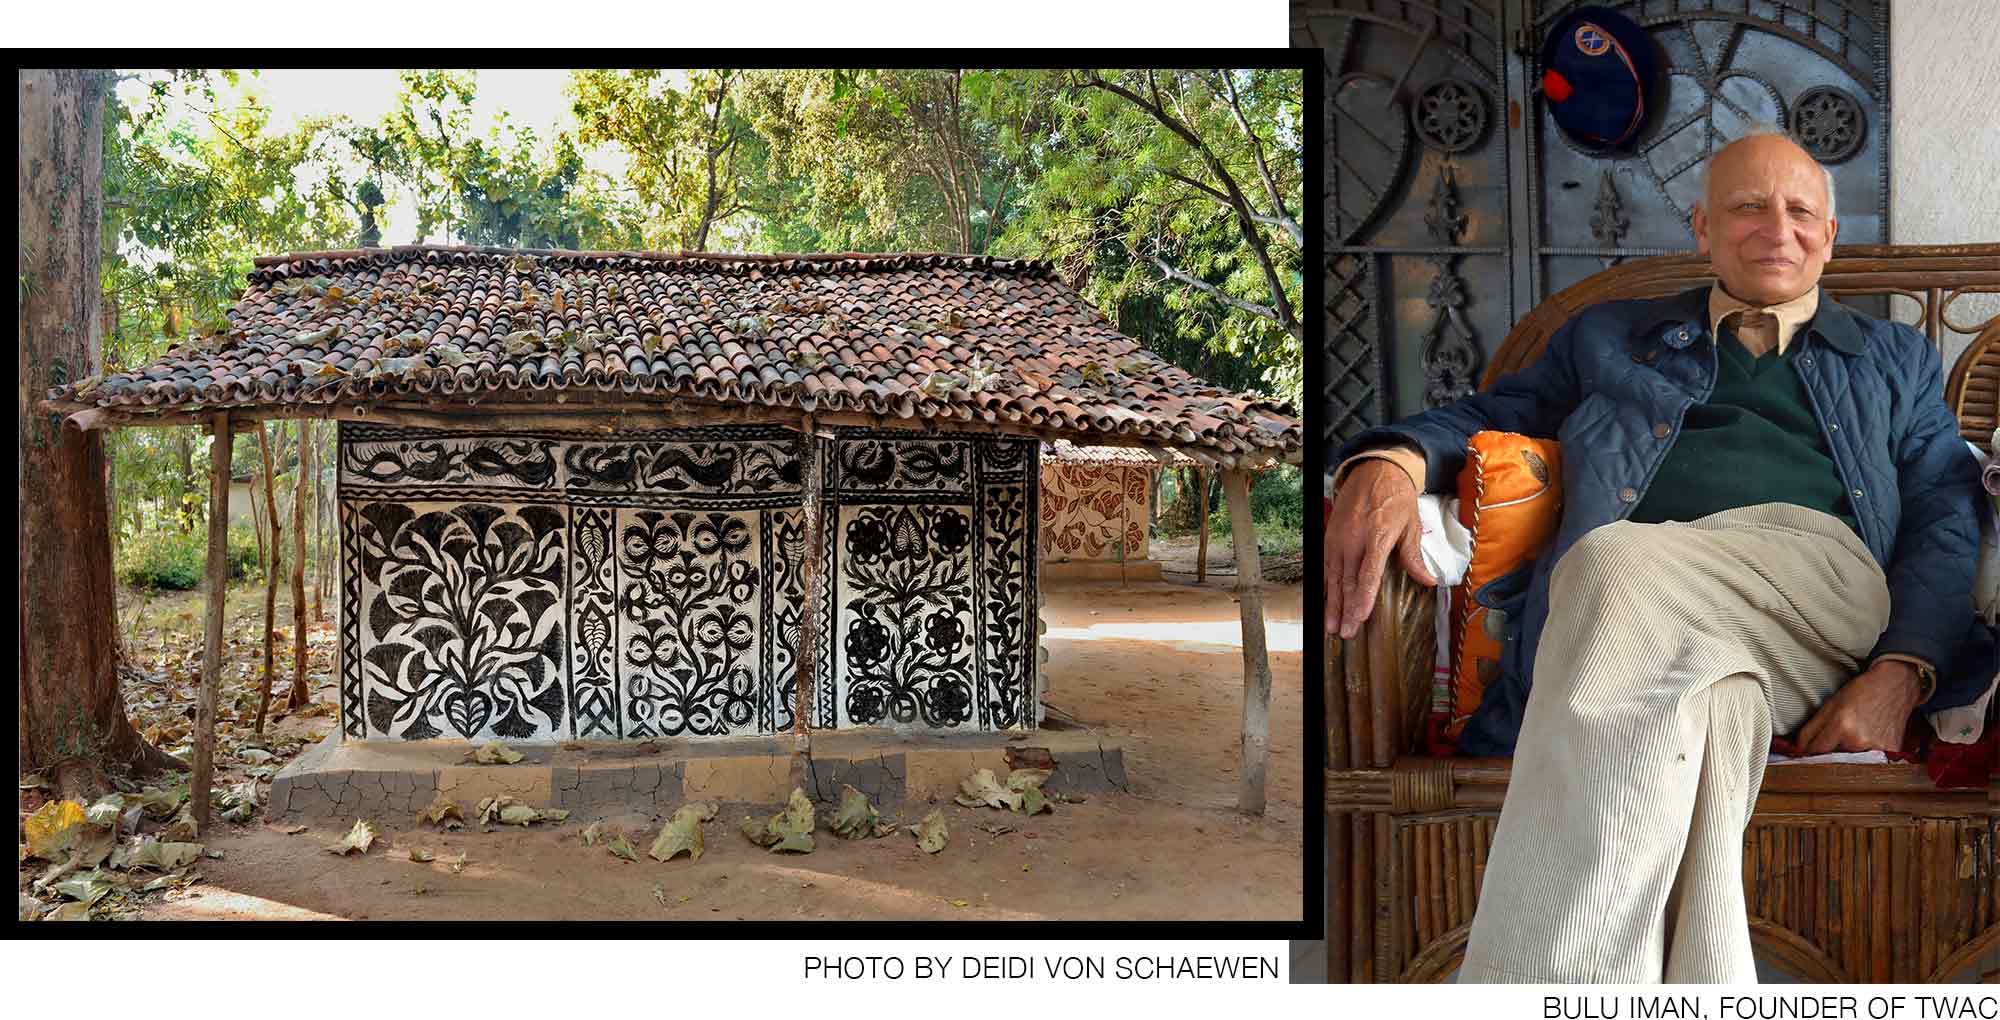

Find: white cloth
<box><xmin>1418</xmin><ymin>495</ymin><xmax>1472</xmax><ymax>721</ymax></box>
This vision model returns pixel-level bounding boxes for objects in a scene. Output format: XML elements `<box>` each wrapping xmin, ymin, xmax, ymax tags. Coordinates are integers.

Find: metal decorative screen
<box><xmin>1296</xmin><ymin>0</ymin><xmax>1892</xmax><ymax>439</ymax></box>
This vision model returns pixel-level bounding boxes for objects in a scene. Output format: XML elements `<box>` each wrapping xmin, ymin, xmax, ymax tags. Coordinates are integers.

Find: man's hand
<box><xmin>1795</xmin><ymin>659</ymin><xmax>1924</xmax><ymax>754</ymax></box>
<box><xmin>1325</xmin><ymin>459</ymin><xmax>1438</xmax><ymax>640</ymax></box>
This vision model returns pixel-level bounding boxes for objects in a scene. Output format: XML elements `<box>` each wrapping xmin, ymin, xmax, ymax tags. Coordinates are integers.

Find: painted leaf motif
<box><xmin>442</xmin><ymin>687</ymin><xmax>492</xmax><ymax>738</ymax></box>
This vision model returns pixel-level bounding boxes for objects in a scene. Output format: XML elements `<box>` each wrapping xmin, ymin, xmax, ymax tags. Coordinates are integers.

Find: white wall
<box><xmin>1890</xmin><ymin>0</ymin><xmax>2000</xmax><ymax>369</ymax></box>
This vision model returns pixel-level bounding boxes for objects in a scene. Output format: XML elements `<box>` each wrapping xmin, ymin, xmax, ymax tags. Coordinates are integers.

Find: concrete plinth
<box><xmin>268</xmin><ymin>726</ymin><xmax>1127</xmax><ymax>820</ymax></box>
<box><xmin>1039</xmin><ymin>558</ymin><xmax>1165</xmax><ymax>583</ymax></box>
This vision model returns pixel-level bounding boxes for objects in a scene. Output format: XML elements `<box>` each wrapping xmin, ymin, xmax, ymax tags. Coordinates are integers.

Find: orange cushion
<box><xmin>1442</xmin><ymin>433</ymin><xmax>1565</xmax><ymax>744</ymax></box>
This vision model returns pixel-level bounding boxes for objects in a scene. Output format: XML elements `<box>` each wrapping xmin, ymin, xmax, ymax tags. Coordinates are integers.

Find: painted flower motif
<box><xmin>924</xmin><ymin>680</ymin><xmax>972</xmax><ymax>725</ymax></box>
<box><xmin>845</xmin><ymin>516</ymin><xmax>890</xmax><ymax>563</ymax></box>
<box><xmin>725</xmin><ymin>560</ymin><xmax>757</xmax><ymax>602</ymax></box>
<box><xmin>847</xmin><ymin>684</ymin><xmax>887</xmax><ymax>725</ymax></box>
<box><xmin>725</xmin><ymin>611</ymin><xmax>755</xmax><ymax>651</ymax></box>
<box><xmin>694</xmin><ymin>605</ymin><xmax>755</xmax><ymax>652</ymax></box>
<box><xmin>844</xmin><ymin>617</ymin><xmax>892</xmax><ymax>667</ymax></box>
<box><xmin>691</xmin><ymin>517</ymin><xmax>723</xmax><ymax>555</ymax></box>
<box><xmin>923</xmin><ymin>610</ymin><xmax>965</xmax><ymax>654</ymax></box>
<box><xmin>656</xmin><ymin>552</ymin><xmax>698</xmax><ymax>593</ymax></box>
<box><xmin>619</xmin><ymin>581</ymin><xmax>658</xmax><ymax>621</ymax></box>
<box><xmin>930</xmin><ymin>509</ymin><xmax>971</xmax><ymax>555</ymax></box>
<box><xmin>718</xmin><ymin>515</ymin><xmax>751</xmax><ymax>554</ymax></box>
<box><xmin>623</xmin><ymin>528</ymin><xmax>655</xmax><ymax>567</ymax></box>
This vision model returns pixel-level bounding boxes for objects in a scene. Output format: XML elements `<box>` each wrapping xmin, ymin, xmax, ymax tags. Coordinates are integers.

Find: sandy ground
<box><xmin>119</xmin><ymin>577</ymin><xmax>1306</xmax><ymax>922</ymax></box>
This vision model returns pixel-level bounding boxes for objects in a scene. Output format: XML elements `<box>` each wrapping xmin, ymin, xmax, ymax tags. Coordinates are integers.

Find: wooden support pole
<box><xmin>795</xmin><ymin>414</ymin><xmax>824</xmax><ymax>741</ymax></box>
<box><xmin>289</xmin><ymin>420</ymin><xmax>310</xmax><ymax>707</ymax></box>
<box><xmin>1224</xmin><ymin>468</ymin><xmax>1272</xmax><ymax>814</ymax></box>
<box><xmin>1195</xmin><ymin>467</ymin><xmax>1211</xmax><ymax>583</ymax></box>
<box><xmin>254</xmin><ymin>422</ymin><xmax>279</xmax><ymax>734</ymax></box>
<box><xmin>195</xmin><ymin>412</ymin><xmax>233</xmax><ymax>832</ymax></box>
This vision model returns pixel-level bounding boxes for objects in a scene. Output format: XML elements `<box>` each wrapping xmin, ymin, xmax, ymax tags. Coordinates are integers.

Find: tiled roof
<box><xmin>46</xmin><ymin>246</ymin><xmax>1299</xmax><ymax>465</ymax></box>
<box><xmin>1042</xmin><ymin>439</ymin><xmax>1196</xmax><ymax>468</ymax></box>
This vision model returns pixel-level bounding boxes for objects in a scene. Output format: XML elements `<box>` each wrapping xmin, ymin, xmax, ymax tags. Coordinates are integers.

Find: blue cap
<box><xmin>1540</xmin><ymin>5</ymin><xmax>1662</xmax><ymax>152</ymax></box>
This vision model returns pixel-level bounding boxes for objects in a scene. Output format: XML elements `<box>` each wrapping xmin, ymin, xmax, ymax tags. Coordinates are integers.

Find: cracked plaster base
<box><xmin>269</xmin><ymin>726</ymin><xmax>1126</xmax><ymax>820</ymax></box>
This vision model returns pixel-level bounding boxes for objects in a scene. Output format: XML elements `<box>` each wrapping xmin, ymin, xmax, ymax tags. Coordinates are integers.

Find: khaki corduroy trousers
<box><xmin>1457</xmin><ymin>504</ymin><xmax>1889</xmax><ymax>983</ymax></box>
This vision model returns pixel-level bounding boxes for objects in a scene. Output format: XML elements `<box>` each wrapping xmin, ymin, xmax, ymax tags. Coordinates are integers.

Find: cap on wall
<box><xmin>1540</xmin><ymin>5</ymin><xmax>1663</xmax><ymax>153</ymax></box>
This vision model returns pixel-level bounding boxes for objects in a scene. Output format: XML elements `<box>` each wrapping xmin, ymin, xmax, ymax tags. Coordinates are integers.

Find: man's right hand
<box><xmin>1325</xmin><ymin>459</ymin><xmax>1439</xmax><ymax>639</ymax></box>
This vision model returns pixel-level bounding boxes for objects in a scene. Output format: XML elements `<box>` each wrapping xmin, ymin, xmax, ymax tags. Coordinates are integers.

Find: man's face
<box><xmin>1692</xmin><ymin>135</ymin><xmax>1839</xmax><ymax>306</ymax></box>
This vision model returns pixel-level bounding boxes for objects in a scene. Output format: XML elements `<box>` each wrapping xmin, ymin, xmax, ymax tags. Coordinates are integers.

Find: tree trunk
<box><xmin>248</xmin><ymin>443</ymin><xmax>265</xmax><ymax>573</ymax></box>
<box><xmin>18</xmin><ymin>68</ymin><xmax>179</xmax><ymax>791</ymax></box>
<box><xmin>289</xmin><ymin>420</ymin><xmax>310</xmax><ymax>707</ymax></box>
<box><xmin>176</xmin><ymin>429</ymin><xmax>194</xmax><ymax>531</ymax></box>
<box><xmin>1196</xmin><ymin>467</ymin><xmax>1211</xmax><ymax>584</ymax></box>
<box><xmin>254</xmin><ymin>422</ymin><xmax>279</xmax><ymax>733</ymax></box>
<box><xmin>194</xmin><ymin>414</ymin><xmax>232</xmax><ymax>832</ymax></box>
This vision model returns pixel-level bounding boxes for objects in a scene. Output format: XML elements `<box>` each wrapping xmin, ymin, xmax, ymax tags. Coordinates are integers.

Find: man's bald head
<box><xmin>1692</xmin><ymin>131</ymin><xmax>1840</xmax><ymax>306</ymax></box>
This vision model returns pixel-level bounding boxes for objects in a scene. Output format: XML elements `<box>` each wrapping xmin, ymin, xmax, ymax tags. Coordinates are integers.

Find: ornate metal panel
<box><xmin>337</xmin><ymin>423</ymin><xmax>1038</xmax><ymax>742</ymax></box>
<box><xmin>1297</xmin><ymin>0</ymin><xmax>1893</xmax><ymax>433</ymax></box>
<box><xmin>1296</xmin><ymin>0</ymin><xmax>1517</xmax><ymax>439</ymax></box>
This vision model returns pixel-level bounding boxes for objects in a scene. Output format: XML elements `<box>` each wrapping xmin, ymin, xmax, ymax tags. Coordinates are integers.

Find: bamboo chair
<box><xmin>1326</xmin><ymin>243</ymin><xmax>2000</xmax><ymax>983</ymax></box>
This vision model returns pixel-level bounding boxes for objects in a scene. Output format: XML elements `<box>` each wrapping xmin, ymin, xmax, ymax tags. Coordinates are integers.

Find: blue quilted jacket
<box><xmin>1336</xmin><ymin>286</ymin><xmax>1997</xmax><ymax>755</ymax></box>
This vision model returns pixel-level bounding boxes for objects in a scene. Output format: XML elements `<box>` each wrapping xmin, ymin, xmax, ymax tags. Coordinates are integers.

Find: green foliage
<box><xmin>736</xmin><ymin>69</ymin><xmax>1040</xmax><ymax>255</ymax></box>
<box><xmin>569</xmin><ymin>69</ymin><xmax>765</xmax><ymax>251</ymax></box>
<box><xmin>990</xmin><ymin>69</ymin><xmax>1304</xmax><ymax>411</ymax></box>
<box><xmin>452</xmin><ymin>125</ymin><xmax>644</xmax><ymax>249</ymax></box>
<box><xmin>117</xmin><ymin>524</ymin><xmax>261</xmax><ymax>591</ymax></box>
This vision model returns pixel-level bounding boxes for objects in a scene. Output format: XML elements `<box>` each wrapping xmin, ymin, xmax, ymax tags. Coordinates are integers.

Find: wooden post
<box><xmin>1223</xmin><ymin>468</ymin><xmax>1272</xmax><ymax>815</ymax></box>
<box><xmin>794</xmin><ymin>414</ymin><xmax>824</xmax><ymax>740</ymax></box>
<box><xmin>289</xmin><ymin>420</ymin><xmax>309</xmax><ymax>707</ymax></box>
<box><xmin>314</xmin><ymin>422</ymin><xmax>328</xmax><ymax>621</ymax></box>
<box><xmin>1195</xmin><ymin>467</ymin><xmax>1211</xmax><ymax>583</ymax></box>
<box><xmin>195</xmin><ymin>412</ymin><xmax>233</xmax><ymax>832</ymax></box>
<box><xmin>254</xmin><ymin>423</ymin><xmax>279</xmax><ymax>733</ymax></box>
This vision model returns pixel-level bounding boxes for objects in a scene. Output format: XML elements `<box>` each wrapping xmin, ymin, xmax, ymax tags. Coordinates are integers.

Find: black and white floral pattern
<box><xmin>339</xmin><ymin>424</ymin><xmax>1036</xmax><ymax>741</ymax></box>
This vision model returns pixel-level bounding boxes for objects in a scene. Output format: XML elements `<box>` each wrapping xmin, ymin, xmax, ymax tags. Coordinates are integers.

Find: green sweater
<box><xmin>1629</xmin><ymin>327</ymin><xmax>1859</xmax><ymax>534</ymax></box>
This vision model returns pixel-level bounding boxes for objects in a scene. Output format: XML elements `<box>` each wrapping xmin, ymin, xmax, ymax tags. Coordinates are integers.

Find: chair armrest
<box><xmin>1330</xmin><ymin>563</ymin><xmax>1439</xmax><ymax>769</ymax></box>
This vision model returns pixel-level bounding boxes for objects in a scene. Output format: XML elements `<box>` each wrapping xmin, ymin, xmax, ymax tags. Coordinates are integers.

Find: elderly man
<box><xmin>1325</xmin><ymin>129</ymin><xmax>1992</xmax><ymax>982</ymax></box>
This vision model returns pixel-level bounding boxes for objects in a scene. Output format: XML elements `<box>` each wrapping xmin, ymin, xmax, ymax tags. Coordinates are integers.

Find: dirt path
<box><xmin>123</xmin><ymin>578</ymin><xmax>1306</xmax><ymax>922</ymax></box>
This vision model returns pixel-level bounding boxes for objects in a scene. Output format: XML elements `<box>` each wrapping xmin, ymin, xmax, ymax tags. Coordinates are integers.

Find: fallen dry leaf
<box><xmin>649</xmin><ymin>805</ymin><xmax>707</xmax><ymax>863</ymax></box>
<box><xmin>910</xmin><ymin>810</ymin><xmax>948</xmax><ymax>854</ymax></box>
<box><xmin>326</xmin><ymin>819</ymin><xmax>378</xmax><ymax>856</ymax></box>
<box><xmin>408</xmin><ymin>849</ymin><xmax>435</xmax><ymax>863</ymax></box>
<box><xmin>740</xmin><ymin>788</ymin><xmax>816</xmax><ymax>854</ymax></box>
<box><xmin>24</xmin><ymin>800</ymin><xmax>87</xmax><ymax>861</ymax></box>
<box><xmin>606</xmin><ymin>834</ymin><xmax>639</xmax><ymax>862</ymax></box>
<box><xmin>416</xmin><ymin>794</ymin><xmax>464</xmax><ymax>829</ymax></box>
<box><xmin>954</xmin><ymin>769</ymin><xmax>1022</xmax><ymax>812</ymax></box>
<box><xmin>828</xmin><ymin>785</ymin><xmax>879</xmax><ymax>840</ymax></box>
<box><xmin>465</xmin><ymin>741</ymin><xmax>525</xmax><ymax>765</ymax></box>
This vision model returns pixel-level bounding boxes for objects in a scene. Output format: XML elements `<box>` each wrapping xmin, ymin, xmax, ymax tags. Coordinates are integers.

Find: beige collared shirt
<box><xmin>1708</xmin><ymin>283</ymin><xmax>1819</xmax><ymax>357</ymax></box>
<box><xmin>1332</xmin><ymin>283</ymin><xmax>1935</xmax><ymax>694</ymax></box>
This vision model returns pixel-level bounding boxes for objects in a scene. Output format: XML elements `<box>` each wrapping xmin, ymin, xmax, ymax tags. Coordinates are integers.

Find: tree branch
<box><xmin>1151</xmin><ymin>254</ymin><xmax>1280</xmax><ymax>325</ymax></box>
<box><xmin>1080</xmin><ymin>72</ymin><xmax>1300</xmax><ymax>339</ymax></box>
<box><xmin>1221</xmin><ymin>72</ymin><xmax>1302</xmax><ymax>245</ymax></box>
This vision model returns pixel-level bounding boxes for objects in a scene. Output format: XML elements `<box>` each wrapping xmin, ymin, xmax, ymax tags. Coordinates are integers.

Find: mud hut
<box><xmin>43</xmin><ymin>245</ymin><xmax>1301</xmax><ymax>819</ymax></box>
<box><xmin>1038</xmin><ymin>440</ymin><xmax>1194</xmax><ymax>583</ymax></box>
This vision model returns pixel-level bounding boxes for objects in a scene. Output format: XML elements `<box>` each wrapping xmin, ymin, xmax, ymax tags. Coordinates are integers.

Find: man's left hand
<box><xmin>1795</xmin><ymin>660</ymin><xmax>1923</xmax><ymax>754</ymax></box>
